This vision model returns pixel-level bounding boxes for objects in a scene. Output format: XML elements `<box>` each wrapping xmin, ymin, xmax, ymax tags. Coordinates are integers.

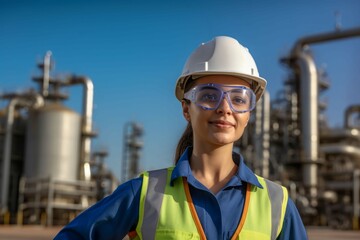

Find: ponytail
<box><xmin>174</xmin><ymin>123</ymin><xmax>193</xmax><ymax>164</ymax></box>
<box><xmin>174</xmin><ymin>78</ymin><xmax>196</xmax><ymax>164</ymax></box>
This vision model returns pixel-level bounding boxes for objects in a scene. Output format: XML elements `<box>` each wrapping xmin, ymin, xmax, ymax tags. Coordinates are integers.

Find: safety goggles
<box><xmin>183</xmin><ymin>83</ymin><xmax>256</xmax><ymax>113</ymax></box>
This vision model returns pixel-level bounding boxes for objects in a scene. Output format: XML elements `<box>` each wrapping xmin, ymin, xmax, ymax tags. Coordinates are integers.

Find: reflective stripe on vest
<box><xmin>134</xmin><ymin>167</ymin><xmax>288</xmax><ymax>240</ymax></box>
<box><xmin>139</xmin><ymin>169</ymin><xmax>168</xmax><ymax>240</ymax></box>
<box><xmin>242</xmin><ymin>177</ymin><xmax>288</xmax><ymax>239</ymax></box>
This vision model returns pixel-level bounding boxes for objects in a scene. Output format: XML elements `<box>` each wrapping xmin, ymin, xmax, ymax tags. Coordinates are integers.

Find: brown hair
<box><xmin>174</xmin><ymin>122</ymin><xmax>193</xmax><ymax>164</ymax></box>
<box><xmin>174</xmin><ymin>77</ymin><xmax>196</xmax><ymax>163</ymax></box>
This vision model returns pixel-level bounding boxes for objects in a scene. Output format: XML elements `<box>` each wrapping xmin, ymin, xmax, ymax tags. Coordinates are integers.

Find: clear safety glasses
<box><xmin>183</xmin><ymin>83</ymin><xmax>256</xmax><ymax>113</ymax></box>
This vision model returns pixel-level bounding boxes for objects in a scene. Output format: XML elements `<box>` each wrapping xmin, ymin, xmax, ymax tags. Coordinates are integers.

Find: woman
<box><xmin>54</xmin><ymin>36</ymin><xmax>307</xmax><ymax>239</ymax></box>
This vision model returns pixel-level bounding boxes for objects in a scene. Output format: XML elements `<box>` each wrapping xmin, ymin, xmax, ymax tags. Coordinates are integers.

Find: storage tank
<box><xmin>24</xmin><ymin>103</ymin><xmax>81</xmax><ymax>181</ymax></box>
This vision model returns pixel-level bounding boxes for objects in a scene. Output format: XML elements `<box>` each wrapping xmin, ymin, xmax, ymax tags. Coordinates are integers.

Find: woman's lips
<box><xmin>209</xmin><ymin>120</ymin><xmax>235</xmax><ymax>128</ymax></box>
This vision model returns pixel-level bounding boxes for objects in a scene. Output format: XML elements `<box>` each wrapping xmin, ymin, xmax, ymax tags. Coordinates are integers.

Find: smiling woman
<box><xmin>181</xmin><ymin>76</ymin><xmax>253</xmax><ymax>152</ymax></box>
<box><xmin>54</xmin><ymin>35</ymin><xmax>308</xmax><ymax>240</ymax></box>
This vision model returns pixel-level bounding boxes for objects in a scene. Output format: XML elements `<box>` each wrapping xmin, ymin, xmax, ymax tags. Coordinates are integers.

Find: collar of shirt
<box><xmin>170</xmin><ymin>147</ymin><xmax>263</xmax><ymax>189</ymax></box>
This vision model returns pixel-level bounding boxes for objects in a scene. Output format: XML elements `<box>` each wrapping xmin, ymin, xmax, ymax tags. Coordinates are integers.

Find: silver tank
<box><xmin>24</xmin><ymin>103</ymin><xmax>81</xmax><ymax>181</ymax></box>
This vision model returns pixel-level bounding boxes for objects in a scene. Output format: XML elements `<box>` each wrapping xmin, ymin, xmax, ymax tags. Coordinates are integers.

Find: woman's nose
<box><xmin>216</xmin><ymin>95</ymin><xmax>232</xmax><ymax>114</ymax></box>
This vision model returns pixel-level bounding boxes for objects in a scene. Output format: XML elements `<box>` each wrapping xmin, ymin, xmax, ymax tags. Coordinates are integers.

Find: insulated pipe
<box><xmin>262</xmin><ymin>91</ymin><xmax>271</xmax><ymax>178</ymax></box>
<box><xmin>296</xmin><ymin>51</ymin><xmax>319</xmax><ymax>206</ymax></box>
<box><xmin>255</xmin><ymin>91</ymin><xmax>270</xmax><ymax>178</ymax></box>
<box><xmin>345</xmin><ymin>105</ymin><xmax>360</xmax><ymax>129</ymax></box>
<box><xmin>291</xmin><ymin>28</ymin><xmax>360</xmax><ymax>55</ymax></box>
<box><xmin>0</xmin><ymin>94</ymin><xmax>44</xmax><ymax>214</ymax></box>
<box><xmin>66</xmin><ymin>76</ymin><xmax>94</xmax><ymax>181</ymax></box>
<box><xmin>320</xmin><ymin>144</ymin><xmax>360</xmax><ymax>158</ymax></box>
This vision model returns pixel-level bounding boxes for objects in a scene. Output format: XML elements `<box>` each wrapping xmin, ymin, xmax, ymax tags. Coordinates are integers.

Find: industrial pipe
<box><xmin>255</xmin><ymin>91</ymin><xmax>270</xmax><ymax>178</ymax></box>
<box><xmin>42</xmin><ymin>51</ymin><xmax>52</xmax><ymax>97</ymax></box>
<box><xmin>289</xmin><ymin>27</ymin><xmax>360</xmax><ymax>206</ymax></box>
<box><xmin>0</xmin><ymin>94</ymin><xmax>44</xmax><ymax>214</ymax></box>
<box><xmin>345</xmin><ymin>105</ymin><xmax>360</xmax><ymax>129</ymax></box>
<box><xmin>297</xmin><ymin>51</ymin><xmax>319</xmax><ymax>206</ymax></box>
<box><xmin>320</xmin><ymin>144</ymin><xmax>360</xmax><ymax>158</ymax></box>
<box><xmin>291</xmin><ymin>27</ymin><xmax>360</xmax><ymax>55</ymax></box>
<box><xmin>66</xmin><ymin>76</ymin><xmax>94</xmax><ymax>181</ymax></box>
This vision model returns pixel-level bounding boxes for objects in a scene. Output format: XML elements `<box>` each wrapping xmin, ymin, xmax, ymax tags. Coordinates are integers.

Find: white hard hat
<box><xmin>175</xmin><ymin>36</ymin><xmax>267</xmax><ymax>102</ymax></box>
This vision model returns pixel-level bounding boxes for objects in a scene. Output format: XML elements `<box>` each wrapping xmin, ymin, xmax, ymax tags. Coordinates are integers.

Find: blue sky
<box><xmin>1</xmin><ymin>0</ymin><xmax>360</xmax><ymax>181</ymax></box>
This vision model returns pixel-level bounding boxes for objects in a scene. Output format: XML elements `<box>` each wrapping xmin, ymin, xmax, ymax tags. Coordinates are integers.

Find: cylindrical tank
<box><xmin>24</xmin><ymin>103</ymin><xmax>81</xmax><ymax>181</ymax></box>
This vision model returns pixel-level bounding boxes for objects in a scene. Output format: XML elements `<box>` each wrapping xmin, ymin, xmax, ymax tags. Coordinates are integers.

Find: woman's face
<box><xmin>182</xmin><ymin>75</ymin><xmax>252</xmax><ymax>148</ymax></box>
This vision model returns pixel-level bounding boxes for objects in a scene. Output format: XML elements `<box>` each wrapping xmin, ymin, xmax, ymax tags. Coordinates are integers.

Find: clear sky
<box><xmin>1</xmin><ymin>0</ymin><xmax>360</xmax><ymax>181</ymax></box>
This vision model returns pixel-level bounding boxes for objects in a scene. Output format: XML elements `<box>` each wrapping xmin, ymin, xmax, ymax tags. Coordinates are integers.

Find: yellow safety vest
<box><xmin>130</xmin><ymin>167</ymin><xmax>288</xmax><ymax>240</ymax></box>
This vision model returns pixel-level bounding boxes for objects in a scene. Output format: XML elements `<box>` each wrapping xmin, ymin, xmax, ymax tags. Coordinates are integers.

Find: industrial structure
<box><xmin>0</xmin><ymin>52</ymin><xmax>118</xmax><ymax>226</ymax></box>
<box><xmin>0</xmin><ymin>27</ymin><xmax>359</xmax><ymax>230</ymax></box>
<box><xmin>122</xmin><ymin>122</ymin><xmax>144</xmax><ymax>183</ymax></box>
<box><xmin>237</xmin><ymin>27</ymin><xmax>360</xmax><ymax>230</ymax></box>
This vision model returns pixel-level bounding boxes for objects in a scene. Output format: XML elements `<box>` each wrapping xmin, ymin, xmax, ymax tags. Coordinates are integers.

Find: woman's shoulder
<box><xmin>111</xmin><ymin>167</ymin><xmax>174</xmax><ymax>197</ymax></box>
<box><xmin>112</xmin><ymin>175</ymin><xmax>144</xmax><ymax>197</ymax></box>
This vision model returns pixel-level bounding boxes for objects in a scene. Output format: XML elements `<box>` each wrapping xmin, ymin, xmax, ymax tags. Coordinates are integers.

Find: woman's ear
<box><xmin>181</xmin><ymin>100</ymin><xmax>191</xmax><ymax>122</ymax></box>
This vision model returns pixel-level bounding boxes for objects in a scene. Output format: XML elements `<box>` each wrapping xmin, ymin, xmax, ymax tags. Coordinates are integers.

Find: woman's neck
<box><xmin>190</xmin><ymin>144</ymin><xmax>237</xmax><ymax>194</ymax></box>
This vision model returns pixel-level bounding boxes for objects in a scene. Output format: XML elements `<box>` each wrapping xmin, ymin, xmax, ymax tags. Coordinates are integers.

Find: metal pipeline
<box><xmin>320</xmin><ymin>144</ymin><xmax>360</xmax><ymax>158</ymax></box>
<box><xmin>42</xmin><ymin>51</ymin><xmax>52</xmax><ymax>97</ymax></box>
<box><xmin>66</xmin><ymin>76</ymin><xmax>94</xmax><ymax>181</ymax></box>
<box><xmin>255</xmin><ymin>91</ymin><xmax>270</xmax><ymax>178</ymax></box>
<box><xmin>289</xmin><ymin>27</ymin><xmax>360</xmax><ymax>206</ymax></box>
<box><xmin>345</xmin><ymin>104</ymin><xmax>360</xmax><ymax>129</ymax></box>
<box><xmin>297</xmin><ymin>51</ymin><xmax>319</xmax><ymax>205</ymax></box>
<box><xmin>0</xmin><ymin>94</ymin><xmax>44</xmax><ymax>214</ymax></box>
<box><xmin>291</xmin><ymin>27</ymin><xmax>360</xmax><ymax>55</ymax></box>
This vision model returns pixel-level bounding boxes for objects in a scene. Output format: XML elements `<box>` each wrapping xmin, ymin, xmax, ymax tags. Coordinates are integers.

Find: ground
<box><xmin>0</xmin><ymin>226</ymin><xmax>360</xmax><ymax>240</ymax></box>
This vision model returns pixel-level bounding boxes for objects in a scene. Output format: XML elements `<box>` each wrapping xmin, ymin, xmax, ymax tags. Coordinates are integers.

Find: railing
<box><xmin>17</xmin><ymin>177</ymin><xmax>97</xmax><ymax>226</ymax></box>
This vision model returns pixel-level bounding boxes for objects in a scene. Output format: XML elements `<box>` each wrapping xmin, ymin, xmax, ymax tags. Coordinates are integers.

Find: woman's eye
<box><xmin>232</xmin><ymin>97</ymin><xmax>247</xmax><ymax>105</ymax></box>
<box><xmin>200</xmin><ymin>93</ymin><xmax>218</xmax><ymax>102</ymax></box>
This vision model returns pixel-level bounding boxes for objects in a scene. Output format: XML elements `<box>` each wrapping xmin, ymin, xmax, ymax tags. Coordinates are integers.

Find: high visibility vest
<box><xmin>130</xmin><ymin>167</ymin><xmax>288</xmax><ymax>240</ymax></box>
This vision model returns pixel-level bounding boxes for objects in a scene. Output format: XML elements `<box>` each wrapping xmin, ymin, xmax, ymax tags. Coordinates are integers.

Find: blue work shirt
<box><xmin>54</xmin><ymin>147</ymin><xmax>308</xmax><ymax>239</ymax></box>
